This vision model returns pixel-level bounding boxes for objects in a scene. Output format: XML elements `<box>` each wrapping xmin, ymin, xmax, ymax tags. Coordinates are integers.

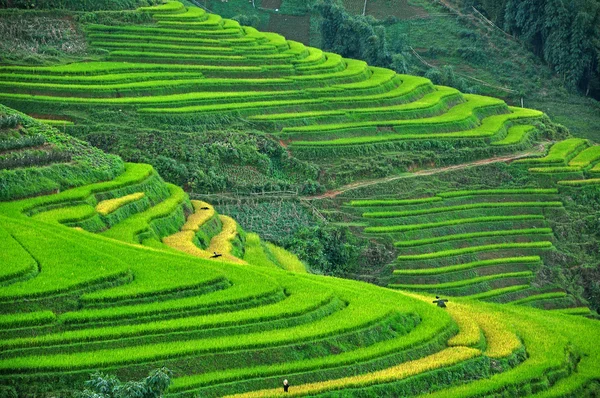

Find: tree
<box><xmin>502</xmin><ymin>0</ymin><xmax>600</xmax><ymax>96</ymax></box>
<box><xmin>316</xmin><ymin>0</ymin><xmax>391</xmax><ymax>68</ymax></box>
<box><xmin>76</xmin><ymin>368</ymin><xmax>172</xmax><ymax>398</ymax></box>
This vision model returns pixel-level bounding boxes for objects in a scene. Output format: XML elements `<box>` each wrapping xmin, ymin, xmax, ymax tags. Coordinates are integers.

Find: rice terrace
<box><xmin>0</xmin><ymin>0</ymin><xmax>599</xmax><ymax>396</ymax></box>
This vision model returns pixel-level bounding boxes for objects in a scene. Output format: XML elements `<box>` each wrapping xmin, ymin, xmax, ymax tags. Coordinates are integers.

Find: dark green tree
<box><xmin>502</xmin><ymin>0</ymin><xmax>600</xmax><ymax>95</ymax></box>
<box><xmin>282</xmin><ymin>224</ymin><xmax>363</xmax><ymax>275</ymax></box>
<box><xmin>316</xmin><ymin>0</ymin><xmax>391</xmax><ymax>67</ymax></box>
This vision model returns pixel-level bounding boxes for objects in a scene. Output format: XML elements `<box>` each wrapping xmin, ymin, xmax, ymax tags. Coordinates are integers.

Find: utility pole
<box><xmin>362</xmin><ymin>0</ymin><xmax>367</xmax><ymax>15</ymax></box>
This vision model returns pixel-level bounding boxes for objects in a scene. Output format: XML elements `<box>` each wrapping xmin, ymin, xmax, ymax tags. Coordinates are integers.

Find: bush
<box><xmin>282</xmin><ymin>224</ymin><xmax>363</xmax><ymax>275</ymax></box>
<box><xmin>76</xmin><ymin>367</ymin><xmax>172</xmax><ymax>398</ymax></box>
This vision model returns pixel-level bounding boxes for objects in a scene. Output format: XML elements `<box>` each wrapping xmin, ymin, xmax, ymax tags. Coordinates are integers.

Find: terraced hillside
<box><xmin>1</xmin><ymin>107</ymin><xmax>600</xmax><ymax>397</ymax></box>
<box><xmin>315</xmin><ymin>136</ymin><xmax>600</xmax><ymax>314</ymax></box>
<box><xmin>0</xmin><ymin>0</ymin><xmax>554</xmax><ymax>190</ymax></box>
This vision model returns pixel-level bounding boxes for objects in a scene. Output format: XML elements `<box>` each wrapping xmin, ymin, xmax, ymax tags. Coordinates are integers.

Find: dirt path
<box><xmin>306</xmin><ymin>145</ymin><xmax>547</xmax><ymax>200</ymax></box>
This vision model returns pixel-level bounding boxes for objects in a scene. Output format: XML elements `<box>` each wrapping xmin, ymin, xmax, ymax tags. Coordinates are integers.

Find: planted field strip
<box><xmin>0</xmin><ymin>224</ymin><xmax>39</xmax><ymax>284</ymax></box>
<box><xmin>395</xmin><ymin>242</ymin><xmax>552</xmax><ymax>261</ymax></box>
<box><xmin>0</xmin><ymin>310</ymin><xmax>55</xmax><ymax>330</ymax></box>
<box><xmin>528</xmin><ymin>166</ymin><xmax>582</xmax><ymax>173</ymax></box>
<box><xmin>365</xmin><ymin>215</ymin><xmax>546</xmax><ymax>233</ymax></box>
<box><xmin>491</xmin><ymin>124</ymin><xmax>535</xmax><ymax>146</ymax></box>
<box><xmin>515</xmin><ymin>138</ymin><xmax>588</xmax><ymax>166</ymax></box>
<box><xmin>249</xmin><ymin>87</ymin><xmax>462</xmax><ymax>129</ymax></box>
<box><xmin>389</xmin><ymin>271</ymin><xmax>534</xmax><ymax>290</ymax></box>
<box><xmin>243</xmin><ymin>233</ymin><xmax>279</xmax><ymax>269</ymax></box>
<box><xmin>164</xmin><ymin>207</ymin><xmax>246</xmax><ymax>264</ymax></box>
<box><xmin>0</xmin><ymin>281</ymin><xmax>333</xmax><ymax>352</ymax></box>
<box><xmin>568</xmin><ymin>145</ymin><xmax>600</xmax><ymax>168</ymax></box>
<box><xmin>290</xmin><ymin>106</ymin><xmax>543</xmax><ymax>147</ymax></box>
<box><xmin>265</xmin><ymin>243</ymin><xmax>307</xmax><ymax>273</ymax></box>
<box><xmin>394</xmin><ymin>228</ymin><xmax>552</xmax><ymax>247</ymax></box>
<box><xmin>101</xmin><ymin>183</ymin><xmax>189</xmax><ymax>244</ymax></box>
<box><xmin>280</xmin><ymin>94</ymin><xmax>506</xmax><ymax>138</ymax></box>
<box><xmin>363</xmin><ymin>202</ymin><xmax>562</xmax><ymax>219</ymax></box>
<box><xmin>224</xmin><ymin>347</ymin><xmax>481</xmax><ymax>398</ymax></box>
<box><xmin>95</xmin><ymin>192</ymin><xmax>145</xmax><ymax>216</ymax></box>
<box><xmin>393</xmin><ymin>257</ymin><xmax>541</xmax><ymax>276</ymax></box>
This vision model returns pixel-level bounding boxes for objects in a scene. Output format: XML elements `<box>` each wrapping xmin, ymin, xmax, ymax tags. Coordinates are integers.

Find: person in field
<box><xmin>283</xmin><ymin>379</ymin><xmax>290</xmax><ymax>392</ymax></box>
<box><xmin>210</xmin><ymin>252</ymin><xmax>222</xmax><ymax>258</ymax></box>
<box><xmin>433</xmin><ymin>296</ymin><xmax>448</xmax><ymax>308</ymax></box>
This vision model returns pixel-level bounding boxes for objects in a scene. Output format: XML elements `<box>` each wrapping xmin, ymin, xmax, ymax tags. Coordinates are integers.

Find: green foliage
<box><xmin>76</xmin><ymin>367</ymin><xmax>172</xmax><ymax>398</ymax></box>
<box><xmin>501</xmin><ymin>0</ymin><xmax>600</xmax><ymax>95</ymax></box>
<box><xmin>0</xmin><ymin>0</ymin><xmax>161</xmax><ymax>11</ymax></box>
<box><xmin>316</xmin><ymin>0</ymin><xmax>391</xmax><ymax>68</ymax></box>
<box><xmin>282</xmin><ymin>224</ymin><xmax>363</xmax><ymax>275</ymax></box>
<box><xmin>425</xmin><ymin>65</ymin><xmax>477</xmax><ymax>94</ymax></box>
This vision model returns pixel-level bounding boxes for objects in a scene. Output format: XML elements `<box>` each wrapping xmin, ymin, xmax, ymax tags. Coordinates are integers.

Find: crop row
<box><xmin>363</xmin><ymin>201</ymin><xmax>562</xmax><ymax>218</ymax></box>
<box><xmin>95</xmin><ymin>192</ymin><xmax>145</xmax><ymax>216</ymax></box>
<box><xmin>224</xmin><ymin>347</ymin><xmax>481</xmax><ymax>398</ymax></box>
<box><xmin>139</xmin><ymin>75</ymin><xmax>433</xmax><ymax>116</ymax></box>
<box><xmin>0</xmin><ymin>281</ymin><xmax>334</xmax><ymax>352</ymax></box>
<box><xmin>0</xmin><ymin>224</ymin><xmax>39</xmax><ymax>283</ymax></box>
<box><xmin>0</xmin><ymin>133</ymin><xmax>45</xmax><ymax>152</ymax></box>
<box><xmin>514</xmin><ymin>138</ymin><xmax>588</xmax><ymax>165</ymax></box>
<box><xmin>396</xmin><ymin>241</ymin><xmax>552</xmax><ymax>261</ymax></box>
<box><xmin>394</xmin><ymin>228</ymin><xmax>553</xmax><ymax>247</ymax></box>
<box><xmin>437</xmin><ymin>188</ymin><xmax>558</xmax><ymax>198</ymax></box>
<box><xmin>389</xmin><ymin>271</ymin><xmax>534</xmax><ymax>290</ymax></box>
<box><xmin>101</xmin><ymin>183</ymin><xmax>189</xmax><ymax>243</ymax></box>
<box><xmin>364</xmin><ymin>215</ymin><xmax>545</xmax><ymax>233</ymax></box>
<box><xmin>280</xmin><ymin>94</ymin><xmax>506</xmax><ymax>138</ymax></box>
<box><xmin>63</xmin><ymin>273</ymin><xmax>282</xmax><ymax>325</ymax></box>
<box><xmin>264</xmin><ymin>243</ymin><xmax>307</xmax><ymax>273</ymax></box>
<box><xmin>0</xmin><ymin>304</ymin><xmax>395</xmax><ymax>372</ymax></box>
<box><xmin>290</xmin><ymin>106</ymin><xmax>543</xmax><ymax>147</ymax></box>
<box><xmin>393</xmin><ymin>256</ymin><xmax>541</xmax><ymax>276</ymax></box>
<box><xmin>568</xmin><ymin>145</ymin><xmax>600</xmax><ymax>168</ymax></box>
<box><xmin>86</xmin><ymin>23</ymin><xmax>244</xmax><ymax>39</ymax></box>
<box><xmin>490</xmin><ymin>125</ymin><xmax>535</xmax><ymax>146</ymax></box>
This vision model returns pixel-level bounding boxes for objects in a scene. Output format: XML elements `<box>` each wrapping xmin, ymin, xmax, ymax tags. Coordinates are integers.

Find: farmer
<box><xmin>283</xmin><ymin>379</ymin><xmax>290</xmax><ymax>393</ymax></box>
<box><xmin>210</xmin><ymin>252</ymin><xmax>222</xmax><ymax>258</ymax></box>
<box><xmin>433</xmin><ymin>296</ymin><xmax>448</xmax><ymax>308</ymax></box>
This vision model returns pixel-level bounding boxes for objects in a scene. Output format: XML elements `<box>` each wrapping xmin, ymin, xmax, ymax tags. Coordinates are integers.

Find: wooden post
<box><xmin>521</xmin><ymin>97</ymin><xmax>524</xmax><ymax>108</ymax></box>
<box><xmin>362</xmin><ymin>0</ymin><xmax>368</xmax><ymax>16</ymax></box>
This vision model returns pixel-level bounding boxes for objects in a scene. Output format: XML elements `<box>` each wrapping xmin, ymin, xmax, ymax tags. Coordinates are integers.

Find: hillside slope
<box><xmin>0</xmin><ymin>106</ymin><xmax>599</xmax><ymax>397</ymax></box>
<box><xmin>0</xmin><ymin>0</ymin><xmax>558</xmax><ymax>192</ymax></box>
